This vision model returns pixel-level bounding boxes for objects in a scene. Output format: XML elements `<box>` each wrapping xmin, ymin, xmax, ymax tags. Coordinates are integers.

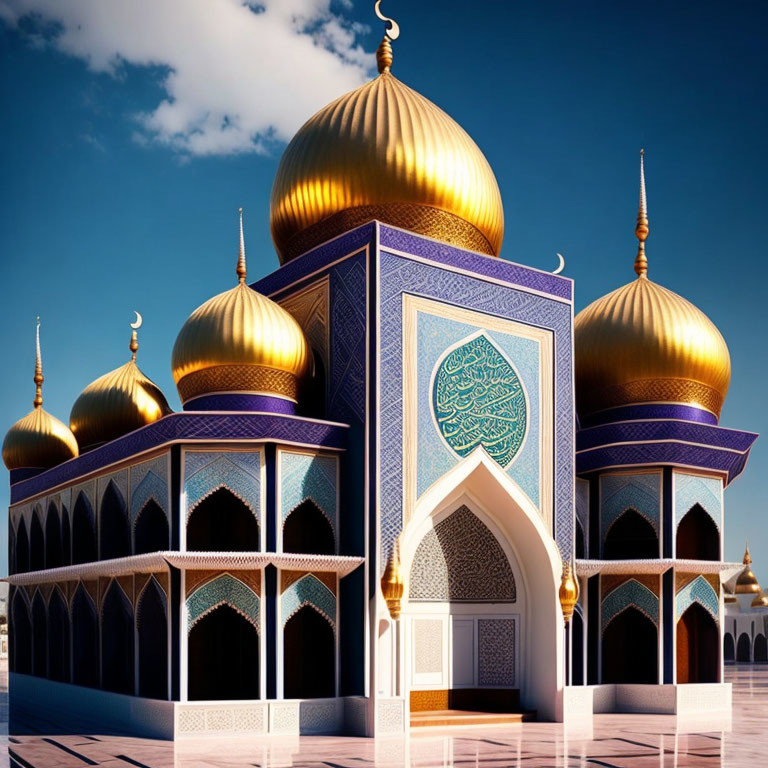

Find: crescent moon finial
<box><xmin>553</xmin><ymin>253</ymin><xmax>565</xmax><ymax>275</ymax></box>
<box><xmin>130</xmin><ymin>310</ymin><xmax>143</xmax><ymax>330</ymax></box>
<box><xmin>374</xmin><ymin>1</ymin><xmax>400</xmax><ymax>40</ymax></box>
<box><xmin>374</xmin><ymin>1</ymin><xmax>399</xmax><ymax>73</ymax></box>
<box><xmin>129</xmin><ymin>311</ymin><xmax>142</xmax><ymax>361</ymax></box>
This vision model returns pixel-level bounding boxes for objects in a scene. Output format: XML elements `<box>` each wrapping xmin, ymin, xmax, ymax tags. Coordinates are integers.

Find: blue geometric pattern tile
<box><xmin>184</xmin><ymin>452</ymin><xmax>261</xmax><ymax>521</ymax></box>
<box><xmin>676</xmin><ymin>575</ymin><xmax>719</xmax><ymax>622</ymax></box>
<box><xmin>280</xmin><ymin>452</ymin><xmax>337</xmax><ymax>535</ymax></box>
<box><xmin>601</xmin><ymin>473</ymin><xmax>660</xmax><ymax>535</ymax></box>
<box><xmin>674</xmin><ymin>472</ymin><xmax>722</xmax><ymax>530</ymax></box>
<box><xmin>130</xmin><ymin>470</ymin><xmax>168</xmax><ymax>523</ymax></box>
<box><xmin>281</xmin><ymin>574</ymin><xmax>336</xmax><ymax>630</ymax></box>
<box><xmin>187</xmin><ymin>574</ymin><xmax>260</xmax><ymax>631</ymax></box>
<box><xmin>602</xmin><ymin>579</ymin><xmax>659</xmax><ymax>630</ymax></box>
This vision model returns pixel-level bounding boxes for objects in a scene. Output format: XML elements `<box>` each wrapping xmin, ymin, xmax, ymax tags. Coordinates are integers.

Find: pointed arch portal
<box><xmin>187</xmin><ymin>487</ymin><xmax>259</xmax><ymax>551</ymax></box>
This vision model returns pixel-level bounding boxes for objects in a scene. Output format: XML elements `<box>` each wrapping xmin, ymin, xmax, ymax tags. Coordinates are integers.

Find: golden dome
<box><xmin>574</xmin><ymin>152</ymin><xmax>731</xmax><ymax>420</ymax></box>
<box><xmin>172</xmin><ymin>210</ymin><xmax>311</xmax><ymax>405</ymax></box>
<box><xmin>70</xmin><ymin>319</ymin><xmax>171</xmax><ymax>450</ymax></box>
<box><xmin>3</xmin><ymin>320</ymin><xmax>78</xmax><ymax>470</ymax></box>
<box><xmin>270</xmin><ymin>31</ymin><xmax>504</xmax><ymax>263</ymax></box>
<box><xmin>735</xmin><ymin>544</ymin><xmax>762</xmax><ymax>594</ymax></box>
<box><xmin>751</xmin><ymin>593</ymin><xmax>768</xmax><ymax>608</ymax></box>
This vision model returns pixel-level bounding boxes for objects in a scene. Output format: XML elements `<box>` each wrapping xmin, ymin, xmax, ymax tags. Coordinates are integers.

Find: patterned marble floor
<box><xmin>3</xmin><ymin>666</ymin><xmax>768</xmax><ymax>767</ymax></box>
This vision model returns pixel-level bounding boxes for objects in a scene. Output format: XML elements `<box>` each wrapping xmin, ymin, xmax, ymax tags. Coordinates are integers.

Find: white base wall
<box><xmin>572</xmin><ymin>683</ymin><xmax>731</xmax><ymax>717</ymax></box>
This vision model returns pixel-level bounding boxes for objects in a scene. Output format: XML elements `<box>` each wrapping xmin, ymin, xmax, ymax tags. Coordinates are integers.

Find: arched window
<box><xmin>187</xmin><ymin>488</ymin><xmax>260</xmax><ymax>552</ymax></box>
<box><xmin>571</xmin><ymin>608</ymin><xmax>584</xmax><ymax>686</ymax></box>
<box><xmin>62</xmin><ymin>510</ymin><xmax>71</xmax><ymax>567</ymax></box>
<box><xmin>100</xmin><ymin>481</ymin><xmax>130</xmax><ymax>560</ymax></box>
<box><xmin>72</xmin><ymin>586</ymin><xmax>98</xmax><ymax>688</ymax></box>
<box><xmin>736</xmin><ymin>632</ymin><xmax>751</xmax><ymax>662</ymax></box>
<box><xmin>284</xmin><ymin>606</ymin><xmax>335</xmax><ymax>698</ymax></box>
<box><xmin>188</xmin><ymin>604</ymin><xmax>259</xmax><ymax>700</ymax></box>
<box><xmin>45</xmin><ymin>503</ymin><xmax>62</xmax><ymax>569</ymax></box>
<box><xmin>754</xmin><ymin>634</ymin><xmax>768</xmax><ymax>663</ymax></box>
<box><xmin>602</xmin><ymin>607</ymin><xmax>657</xmax><ymax>683</ymax></box>
<box><xmin>575</xmin><ymin>520</ymin><xmax>586</xmax><ymax>560</ymax></box>
<box><xmin>677</xmin><ymin>603</ymin><xmax>718</xmax><ymax>683</ymax></box>
<box><xmin>604</xmin><ymin>510</ymin><xmax>658</xmax><ymax>559</ymax></box>
<box><xmin>32</xmin><ymin>591</ymin><xmax>47</xmax><ymax>677</ymax></box>
<box><xmin>15</xmin><ymin>519</ymin><xmax>29</xmax><ymax>574</ymax></box>
<box><xmin>134</xmin><ymin>500</ymin><xmax>169</xmax><ymax>555</ymax></box>
<box><xmin>12</xmin><ymin>592</ymin><xmax>32</xmax><ymax>674</ymax></box>
<box><xmin>283</xmin><ymin>500</ymin><xmax>334</xmax><ymax>555</ymax></box>
<box><xmin>48</xmin><ymin>589</ymin><xmax>70</xmax><ymax>683</ymax></box>
<box><xmin>101</xmin><ymin>581</ymin><xmax>135</xmax><ymax>695</ymax></box>
<box><xmin>30</xmin><ymin>510</ymin><xmax>44</xmax><ymax>572</ymax></box>
<box><xmin>724</xmin><ymin>632</ymin><xmax>735</xmax><ymax>662</ymax></box>
<box><xmin>72</xmin><ymin>493</ymin><xmax>97</xmax><ymax>565</ymax></box>
<box><xmin>137</xmin><ymin>579</ymin><xmax>168</xmax><ymax>699</ymax></box>
<box><xmin>676</xmin><ymin>504</ymin><xmax>719</xmax><ymax>560</ymax></box>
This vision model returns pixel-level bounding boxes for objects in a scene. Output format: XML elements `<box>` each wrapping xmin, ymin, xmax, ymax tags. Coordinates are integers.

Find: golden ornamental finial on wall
<box><xmin>634</xmin><ymin>148</ymin><xmax>649</xmax><ymax>277</ymax></box>
<box><xmin>559</xmin><ymin>560</ymin><xmax>579</xmax><ymax>626</ymax></box>
<box><xmin>381</xmin><ymin>539</ymin><xmax>405</xmax><ymax>620</ymax></box>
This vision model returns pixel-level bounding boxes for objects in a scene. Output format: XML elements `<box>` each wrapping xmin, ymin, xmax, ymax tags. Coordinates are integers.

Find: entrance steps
<box><xmin>409</xmin><ymin>688</ymin><xmax>534</xmax><ymax>728</ymax></box>
<box><xmin>410</xmin><ymin>709</ymin><xmax>535</xmax><ymax>728</ymax></box>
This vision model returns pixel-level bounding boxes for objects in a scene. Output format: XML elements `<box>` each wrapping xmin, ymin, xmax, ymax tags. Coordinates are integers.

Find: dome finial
<box><xmin>129</xmin><ymin>311</ymin><xmax>142</xmax><ymax>362</ymax></box>
<box><xmin>33</xmin><ymin>316</ymin><xmax>44</xmax><ymax>409</ymax></box>
<box><xmin>744</xmin><ymin>541</ymin><xmax>752</xmax><ymax>565</ymax></box>
<box><xmin>237</xmin><ymin>207</ymin><xmax>247</xmax><ymax>284</ymax></box>
<box><xmin>374</xmin><ymin>0</ymin><xmax>399</xmax><ymax>73</ymax></box>
<box><xmin>634</xmin><ymin>148</ymin><xmax>649</xmax><ymax>277</ymax></box>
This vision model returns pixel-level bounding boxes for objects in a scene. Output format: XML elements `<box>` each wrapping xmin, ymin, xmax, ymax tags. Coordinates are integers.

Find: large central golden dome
<box><xmin>574</xmin><ymin>153</ymin><xmax>731</xmax><ymax>421</ymax></box>
<box><xmin>270</xmin><ymin>35</ymin><xmax>504</xmax><ymax>262</ymax></box>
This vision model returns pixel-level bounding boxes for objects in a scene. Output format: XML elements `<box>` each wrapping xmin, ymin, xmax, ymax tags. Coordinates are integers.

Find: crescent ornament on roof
<box><xmin>130</xmin><ymin>310</ymin><xmax>143</xmax><ymax>330</ymax></box>
<box><xmin>375</xmin><ymin>0</ymin><xmax>400</xmax><ymax>40</ymax></box>
<box><xmin>553</xmin><ymin>253</ymin><xmax>565</xmax><ymax>275</ymax></box>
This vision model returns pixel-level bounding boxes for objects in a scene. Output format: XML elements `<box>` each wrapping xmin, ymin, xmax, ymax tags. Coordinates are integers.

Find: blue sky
<box><xmin>1</xmin><ymin>1</ymin><xmax>766</xmax><ymax>580</ymax></box>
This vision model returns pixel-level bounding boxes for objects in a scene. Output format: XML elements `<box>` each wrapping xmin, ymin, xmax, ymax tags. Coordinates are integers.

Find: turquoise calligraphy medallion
<box><xmin>432</xmin><ymin>334</ymin><xmax>527</xmax><ymax>468</ymax></box>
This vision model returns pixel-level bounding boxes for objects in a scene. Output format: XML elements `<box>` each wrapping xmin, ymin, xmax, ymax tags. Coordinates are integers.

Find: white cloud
<box><xmin>0</xmin><ymin>0</ymin><xmax>373</xmax><ymax>156</ymax></box>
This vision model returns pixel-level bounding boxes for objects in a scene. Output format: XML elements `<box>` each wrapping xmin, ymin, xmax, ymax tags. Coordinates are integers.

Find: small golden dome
<box><xmin>172</xmin><ymin>210</ymin><xmax>311</xmax><ymax>405</ymax></box>
<box><xmin>574</xmin><ymin>152</ymin><xmax>731</xmax><ymax>420</ymax></box>
<box><xmin>724</xmin><ymin>594</ymin><xmax>738</xmax><ymax>604</ymax></box>
<box><xmin>270</xmin><ymin>30</ymin><xmax>504</xmax><ymax>263</ymax></box>
<box><xmin>751</xmin><ymin>593</ymin><xmax>768</xmax><ymax>609</ymax></box>
<box><xmin>2</xmin><ymin>319</ymin><xmax>78</xmax><ymax>471</ymax></box>
<box><xmin>70</xmin><ymin>317</ymin><xmax>171</xmax><ymax>450</ymax></box>
<box><xmin>735</xmin><ymin>544</ymin><xmax>762</xmax><ymax>594</ymax></box>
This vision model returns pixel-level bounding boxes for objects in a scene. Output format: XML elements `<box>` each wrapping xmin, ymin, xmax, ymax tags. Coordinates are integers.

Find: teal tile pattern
<box><xmin>675</xmin><ymin>472</ymin><xmax>722</xmax><ymax>530</ymax></box>
<box><xmin>601</xmin><ymin>473</ymin><xmax>660</xmax><ymax>536</ymax></box>
<box><xmin>281</xmin><ymin>574</ymin><xmax>336</xmax><ymax>629</ymax></box>
<box><xmin>676</xmin><ymin>575</ymin><xmax>719</xmax><ymax>621</ymax></box>
<box><xmin>280</xmin><ymin>452</ymin><xmax>337</xmax><ymax>536</ymax></box>
<box><xmin>187</xmin><ymin>573</ymin><xmax>260</xmax><ymax>631</ymax></box>
<box><xmin>184</xmin><ymin>451</ymin><xmax>261</xmax><ymax>521</ymax></box>
<box><xmin>602</xmin><ymin>578</ymin><xmax>659</xmax><ymax>630</ymax></box>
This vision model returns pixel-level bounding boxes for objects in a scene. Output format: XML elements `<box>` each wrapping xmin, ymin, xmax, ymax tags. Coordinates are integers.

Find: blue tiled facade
<box><xmin>280</xmin><ymin>451</ymin><xmax>338</xmax><ymax>537</ymax></box>
<box><xmin>187</xmin><ymin>574</ymin><xmax>261</xmax><ymax>631</ymax></box>
<box><xmin>602</xmin><ymin>579</ymin><xmax>660</xmax><ymax>629</ymax></box>
<box><xmin>676</xmin><ymin>576</ymin><xmax>719</xmax><ymax>621</ymax></box>
<box><xmin>674</xmin><ymin>472</ymin><xmax>722</xmax><ymax>530</ymax></box>
<box><xmin>600</xmin><ymin>473</ymin><xmax>661</xmax><ymax>537</ymax></box>
<box><xmin>281</xmin><ymin>574</ymin><xmax>336</xmax><ymax>629</ymax></box>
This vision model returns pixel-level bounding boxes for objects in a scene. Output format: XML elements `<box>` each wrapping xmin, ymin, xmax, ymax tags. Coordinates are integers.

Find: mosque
<box><xmin>723</xmin><ymin>546</ymin><xmax>768</xmax><ymax>663</ymax></box>
<box><xmin>2</xmin><ymin>9</ymin><xmax>759</xmax><ymax>739</ymax></box>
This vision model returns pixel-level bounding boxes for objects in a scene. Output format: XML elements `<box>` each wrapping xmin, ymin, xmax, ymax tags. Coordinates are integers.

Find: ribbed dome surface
<box><xmin>270</xmin><ymin>71</ymin><xmax>504</xmax><ymax>262</ymax></box>
<box><xmin>171</xmin><ymin>282</ymin><xmax>311</xmax><ymax>404</ymax></box>
<box><xmin>70</xmin><ymin>360</ymin><xmax>171</xmax><ymax>450</ymax></box>
<box><xmin>574</xmin><ymin>275</ymin><xmax>731</xmax><ymax>420</ymax></box>
<box><xmin>3</xmin><ymin>407</ymin><xmax>78</xmax><ymax>470</ymax></box>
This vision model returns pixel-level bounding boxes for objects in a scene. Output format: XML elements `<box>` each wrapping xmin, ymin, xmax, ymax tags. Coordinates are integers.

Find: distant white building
<box><xmin>724</xmin><ymin>546</ymin><xmax>768</xmax><ymax>662</ymax></box>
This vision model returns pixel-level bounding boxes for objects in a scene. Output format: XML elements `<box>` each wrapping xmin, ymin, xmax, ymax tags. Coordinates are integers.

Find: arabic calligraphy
<box><xmin>432</xmin><ymin>334</ymin><xmax>527</xmax><ymax>468</ymax></box>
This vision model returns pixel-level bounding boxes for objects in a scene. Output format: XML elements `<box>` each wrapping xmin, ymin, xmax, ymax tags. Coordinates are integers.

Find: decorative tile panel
<box><xmin>413</xmin><ymin>619</ymin><xmax>443</xmax><ymax>675</ymax></box>
<box><xmin>478</xmin><ymin>618</ymin><xmax>516</xmax><ymax>686</ymax></box>
<box><xmin>187</xmin><ymin>573</ymin><xmax>260</xmax><ymax>631</ymax></box>
<box><xmin>130</xmin><ymin>469</ymin><xmax>169</xmax><ymax>523</ymax></box>
<box><xmin>280</xmin><ymin>573</ymin><xmax>336</xmax><ymax>629</ymax></box>
<box><xmin>184</xmin><ymin>451</ymin><xmax>261</xmax><ymax>521</ymax></box>
<box><xmin>279</xmin><ymin>278</ymin><xmax>330</xmax><ymax>368</ymax></box>
<box><xmin>676</xmin><ymin>575</ymin><xmax>719</xmax><ymax>621</ymax></box>
<box><xmin>601</xmin><ymin>473</ymin><xmax>660</xmax><ymax>535</ymax></box>
<box><xmin>98</xmin><ymin>469</ymin><xmax>129</xmax><ymax>510</ymax></box>
<box><xmin>280</xmin><ymin>451</ymin><xmax>337</xmax><ymax>537</ymax></box>
<box><xmin>601</xmin><ymin>578</ymin><xmax>659</xmax><ymax>630</ymax></box>
<box><xmin>674</xmin><ymin>472</ymin><xmax>722</xmax><ymax>530</ymax></box>
<box><xmin>409</xmin><ymin>506</ymin><xmax>516</xmax><ymax>602</ymax></box>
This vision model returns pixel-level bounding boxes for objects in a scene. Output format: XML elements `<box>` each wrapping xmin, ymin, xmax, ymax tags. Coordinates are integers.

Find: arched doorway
<box><xmin>188</xmin><ymin>604</ymin><xmax>260</xmax><ymax>700</ymax></box>
<box><xmin>101</xmin><ymin>581</ymin><xmax>134</xmax><ymax>694</ymax></box>
<box><xmin>736</xmin><ymin>632</ymin><xmax>751</xmax><ymax>662</ymax></box>
<box><xmin>45</xmin><ymin>503</ymin><xmax>62</xmax><ymax>569</ymax></box>
<box><xmin>571</xmin><ymin>608</ymin><xmax>584</xmax><ymax>686</ymax></box>
<box><xmin>724</xmin><ymin>633</ymin><xmax>735</xmax><ymax>662</ymax></box>
<box><xmin>677</xmin><ymin>603</ymin><xmax>718</xmax><ymax>683</ymax></box>
<box><xmin>283</xmin><ymin>500</ymin><xmax>335</xmax><ymax>555</ymax></box>
<box><xmin>12</xmin><ymin>592</ymin><xmax>32</xmax><ymax>674</ymax></box>
<box><xmin>604</xmin><ymin>510</ymin><xmax>658</xmax><ymax>559</ymax></box>
<box><xmin>16</xmin><ymin>518</ymin><xmax>29</xmax><ymax>574</ymax></box>
<box><xmin>284</xmin><ymin>606</ymin><xmax>335</xmax><ymax>698</ymax></box>
<box><xmin>755</xmin><ymin>634</ymin><xmax>768</xmax><ymax>662</ymax></box>
<box><xmin>30</xmin><ymin>510</ymin><xmax>44</xmax><ymax>572</ymax></box>
<box><xmin>602</xmin><ymin>607</ymin><xmax>658</xmax><ymax>683</ymax></box>
<box><xmin>137</xmin><ymin>579</ymin><xmax>168</xmax><ymax>699</ymax></box>
<box><xmin>72</xmin><ymin>493</ymin><xmax>97</xmax><ymax>565</ymax></box>
<box><xmin>676</xmin><ymin>505</ymin><xmax>719</xmax><ymax>560</ymax></box>
<box><xmin>32</xmin><ymin>591</ymin><xmax>48</xmax><ymax>677</ymax></box>
<box><xmin>187</xmin><ymin>487</ymin><xmax>260</xmax><ymax>551</ymax></box>
<box><xmin>134</xmin><ymin>500</ymin><xmax>169</xmax><ymax>555</ymax></box>
<box><xmin>100</xmin><ymin>482</ymin><xmax>130</xmax><ymax>560</ymax></box>
<box><xmin>48</xmin><ymin>589</ymin><xmax>70</xmax><ymax>683</ymax></box>
<box><xmin>72</xmin><ymin>586</ymin><xmax>98</xmax><ymax>687</ymax></box>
